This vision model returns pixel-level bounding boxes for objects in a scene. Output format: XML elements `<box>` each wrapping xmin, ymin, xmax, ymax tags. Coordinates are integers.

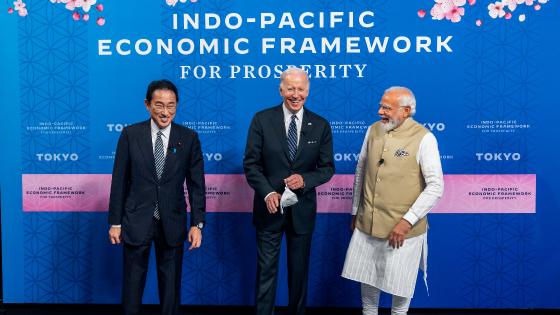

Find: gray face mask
<box><xmin>280</xmin><ymin>185</ymin><xmax>299</xmax><ymax>214</ymax></box>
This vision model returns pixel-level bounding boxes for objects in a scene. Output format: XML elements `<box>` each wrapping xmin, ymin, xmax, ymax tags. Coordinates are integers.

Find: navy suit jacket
<box><xmin>243</xmin><ymin>104</ymin><xmax>335</xmax><ymax>234</ymax></box>
<box><xmin>108</xmin><ymin>119</ymin><xmax>206</xmax><ymax>247</ymax></box>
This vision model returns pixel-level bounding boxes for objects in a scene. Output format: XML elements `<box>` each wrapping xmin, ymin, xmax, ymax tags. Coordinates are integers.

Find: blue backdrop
<box><xmin>1</xmin><ymin>0</ymin><xmax>559</xmax><ymax>309</ymax></box>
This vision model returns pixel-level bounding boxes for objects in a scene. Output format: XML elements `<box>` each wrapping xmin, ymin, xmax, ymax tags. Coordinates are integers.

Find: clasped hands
<box><xmin>266</xmin><ymin>174</ymin><xmax>304</xmax><ymax>214</ymax></box>
<box><xmin>350</xmin><ymin>215</ymin><xmax>412</xmax><ymax>249</ymax></box>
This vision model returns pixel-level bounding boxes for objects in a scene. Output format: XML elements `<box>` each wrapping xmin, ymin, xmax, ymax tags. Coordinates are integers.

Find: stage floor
<box><xmin>1</xmin><ymin>305</ymin><xmax>557</xmax><ymax>315</ymax></box>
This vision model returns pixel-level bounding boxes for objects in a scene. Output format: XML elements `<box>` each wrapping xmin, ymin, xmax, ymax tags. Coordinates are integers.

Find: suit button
<box><xmin>384</xmin><ymin>148</ymin><xmax>388</xmax><ymax>152</ymax></box>
<box><xmin>389</xmin><ymin>134</ymin><xmax>393</xmax><ymax>138</ymax></box>
<box><xmin>377</xmin><ymin>178</ymin><xmax>381</xmax><ymax>182</ymax></box>
<box><xmin>375</xmin><ymin>194</ymin><xmax>379</xmax><ymax>198</ymax></box>
<box><xmin>373</xmin><ymin>208</ymin><xmax>378</xmax><ymax>213</ymax></box>
<box><xmin>157</xmin><ymin>185</ymin><xmax>160</xmax><ymax>188</ymax></box>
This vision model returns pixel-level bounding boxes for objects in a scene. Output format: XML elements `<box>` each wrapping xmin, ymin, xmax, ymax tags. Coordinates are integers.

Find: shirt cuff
<box><xmin>264</xmin><ymin>192</ymin><xmax>275</xmax><ymax>202</ymax></box>
<box><xmin>402</xmin><ymin>211</ymin><xmax>419</xmax><ymax>226</ymax></box>
<box><xmin>351</xmin><ymin>206</ymin><xmax>358</xmax><ymax>216</ymax></box>
<box><xmin>111</xmin><ymin>225</ymin><xmax>121</xmax><ymax>228</ymax></box>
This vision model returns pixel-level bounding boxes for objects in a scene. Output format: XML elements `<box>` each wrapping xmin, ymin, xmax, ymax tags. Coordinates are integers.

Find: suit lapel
<box><xmin>292</xmin><ymin>107</ymin><xmax>314</xmax><ymax>163</ymax></box>
<box><xmin>270</xmin><ymin>103</ymin><xmax>291</xmax><ymax>161</ymax></box>
<box><xmin>160</xmin><ymin>122</ymin><xmax>180</xmax><ymax>182</ymax></box>
<box><xmin>137</xmin><ymin>119</ymin><xmax>158</xmax><ymax>182</ymax></box>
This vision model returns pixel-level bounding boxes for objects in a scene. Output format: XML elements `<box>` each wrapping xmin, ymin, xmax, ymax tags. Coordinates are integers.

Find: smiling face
<box><xmin>144</xmin><ymin>89</ymin><xmax>177</xmax><ymax>129</ymax></box>
<box><xmin>279</xmin><ymin>73</ymin><xmax>309</xmax><ymax>114</ymax></box>
<box><xmin>378</xmin><ymin>91</ymin><xmax>411</xmax><ymax>131</ymax></box>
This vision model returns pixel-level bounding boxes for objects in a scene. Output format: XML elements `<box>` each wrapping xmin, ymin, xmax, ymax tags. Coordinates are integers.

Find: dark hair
<box><xmin>146</xmin><ymin>79</ymin><xmax>179</xmax><ymax>103</ymax></box>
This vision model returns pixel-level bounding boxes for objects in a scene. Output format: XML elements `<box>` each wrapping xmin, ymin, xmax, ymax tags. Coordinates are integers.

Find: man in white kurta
<box><xmin>342</xmin><ymin>87</ymin><xmax>444</xmax><ymax>315</ymax></box>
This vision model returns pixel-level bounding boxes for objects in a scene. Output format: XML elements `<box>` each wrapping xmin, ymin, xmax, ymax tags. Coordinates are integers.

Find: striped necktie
<box><xmin>154</xmin><ymin>131</ymin><xmax>164</xmax><ymax>220</ymax></box>
<box><xmin>288</xmin><ymin>114</ymin><xmax>298</xmax><ymax>163</ymax></box>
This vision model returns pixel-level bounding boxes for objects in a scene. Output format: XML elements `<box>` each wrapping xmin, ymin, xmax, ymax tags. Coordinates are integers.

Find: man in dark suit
<box><xmin>243</xmin><ymin>67</ymin><xmax>335</xmax><ymax>315</ymax></box>
<box><xmin>108</xmin><ymin>80</ymin><xmax>206</xmax><ymax>315</ymax></box>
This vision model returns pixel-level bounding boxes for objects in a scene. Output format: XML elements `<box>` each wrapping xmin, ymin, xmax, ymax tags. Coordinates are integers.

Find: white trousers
<box><xmin>361</xmin><ymin>283</ymin><xmax>411</xmax><ymax>315</ymax></box>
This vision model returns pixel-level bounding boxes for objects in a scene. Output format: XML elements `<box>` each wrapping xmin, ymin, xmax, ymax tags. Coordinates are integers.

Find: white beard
<box><xmin>380</xmin><ymin>115</ymin><xmax>403</xmax><ymax>132</ymax></box>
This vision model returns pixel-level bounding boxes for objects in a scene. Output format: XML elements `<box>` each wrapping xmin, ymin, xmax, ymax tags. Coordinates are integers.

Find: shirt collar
<box><xmin>282</xmin><ymin>102</ymin><xmax>304</xmax><ymax>122</ymax></box>
<box><xmin>150</xmin><ymin>119</ymin><xmax>171</xmax><ymax>139</ymax></box>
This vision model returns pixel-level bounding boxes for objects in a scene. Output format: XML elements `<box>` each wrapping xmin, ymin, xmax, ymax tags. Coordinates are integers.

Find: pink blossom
<box><xmin>488</xmin><ymin>2</ymin><xmax>506</xmax><ymax>18</ymax></box>
<box><xmin>469</xmin><ymin>0</ymin><xmax>476</xmax><ymax>4</ymax></box>
<box><xmin>8</xmin><ymin>8</ymin><xmax>14</xmax><ymax>13</ymax></box>
<box><xmin>505</xmin><ymin>12</ymin><xmax>512</xmax><ymax>19</ymax></box>
<box><xmin>97</xmin><ymin>17</ymin><xmax>105</xmax><ymax>26</ymax></box>
<box><xmin>190</xmin><ymin>0</ymin><xmax>198</xmax><ymax>2</ymax></box>
<box><xmin>534</xmin><ymin>4</ymin><xmax>541</xmax><ymax>9</ymax></box>
<box><xmin>166</xmin><ymin>0</ymin><xmax>178</xmax><ymax>6</ymax></box>
<box><xmin>476</xmin><ymin>19</ymin><xmax>482</xmax><ymax>26</ymax></box>
<box><xmin>519</xmin><ymin>14</ymin><xmax>526</xmax><ymax>21</ymax></box>
<box><xmin>418</xmin><ymin>10</ymin><xmax>426</xmax><ymax>18</ymax></box>
<box><xmin>82</xmin><ymin>0</ymin><xmax>96</xmax><ymax>12</ymax></box>
<box><xmin>18</xmin><ymin>7</ymin><xmax>27</xmax><ymax>16</ymax></box>
<box><xmin>96</xmin><ymin>4</ymin><xmax>103</xmax><ymax>11</ymax></box>
<box><xmin>66</xmin><ymin>0</ymin><xmax>85</xmax><ymax>11</ymax></box>
<box><xmin>538</xmin><ymin>0</ymin><xmax>548</xmax><ymax>3</ymax></box>
<box><xmin>453</xmin><ymin>0</ymin><xmax>466</xmax><ymax>6</ymax></box>
<box><xmin>435</xmin><ymin>0</ymin><xmax>454</xmax><ymax>13</ymax></box>
<box><xmin>445</xmin><ymin>6</ymin><xmax>465</xmax><ymax>22</ymax></box>
<box><xmin>13</xmin><ymin>1</ymin><xmax>25</xmax><ymax>11</ymax></box>
<box><xmin>431</xmin><ymin>3</ymin><xmax>446</xmax><ymax>20</ymax></box>
<box><xmin>502</xmin><ymin>0</ymin><xmax>517</xmax><ymax>11</ymax></box>
<box><xmin>72</xmin><ymin>11</ymin><xmax>80</xmax><ymax>20</ymax></box>
<box><xmin>83</xmin><ymin>13</ymin><xmax>89</xmax><ymax>21</ymax></box>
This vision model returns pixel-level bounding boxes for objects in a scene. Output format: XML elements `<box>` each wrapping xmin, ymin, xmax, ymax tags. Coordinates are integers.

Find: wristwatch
<box><xmin>196</xmin><ymin>222</ymin><xmax>204</xmax><ymax>229</ymax></box>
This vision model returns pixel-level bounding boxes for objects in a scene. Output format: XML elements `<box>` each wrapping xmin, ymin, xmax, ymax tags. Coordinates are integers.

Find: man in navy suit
<box><xmin>243</xmin><ymin>67</ymin><xmax>335</xmax><ymax>315</ymax></box>
<box><xmin>108</xmin><ymin>80</ymin><xmax>206</xmax><ymax>315</ymax></box>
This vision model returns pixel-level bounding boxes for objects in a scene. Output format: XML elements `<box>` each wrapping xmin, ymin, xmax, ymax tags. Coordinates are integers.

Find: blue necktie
<box><xmin>288</xmin><ymin>115</ymin><xmax>298</xmax><ymax>163</ymax></box>
<box><xmin>154</xmin><ymin>131</ymin><xmax>164</xmax><ymax>220</ymax></box>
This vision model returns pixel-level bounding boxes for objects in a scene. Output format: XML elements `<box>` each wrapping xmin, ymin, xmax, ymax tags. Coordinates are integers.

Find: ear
<box><xmin>279</xmin><ymin>84</ymin><xmax>283</xmax><ymax>96</ymax></box>
<box><xmin>144</xmin><ymin>99</ymin><xmax>150</xmax><ymax>111</ymax></box>
<box><xmin>403</xmin><ymin>106</ymin><xmax>411</xmax><ymax>118</ymax></box>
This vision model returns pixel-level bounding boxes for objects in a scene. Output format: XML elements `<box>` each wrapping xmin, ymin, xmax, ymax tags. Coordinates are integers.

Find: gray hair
<box><xmin>385</xmin><ymin>86</ymin><xmax>416</xmax><ymax>117</ymax></box>
<box><xmin>280</xmin><ymin>67</ymin><xmax>310</xmax><ymax>90</ymax></box>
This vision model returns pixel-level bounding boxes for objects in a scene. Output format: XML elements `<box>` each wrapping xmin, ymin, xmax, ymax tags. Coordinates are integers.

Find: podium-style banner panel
<box><xmin>23</xmin><ymin>174</ymin><xmax>536</xmax><ymax>214</ymax></box>
<box><xmin>2</xmin><ymin>0</ymin><xmax>558</xmax><ymax>309</ymax></box>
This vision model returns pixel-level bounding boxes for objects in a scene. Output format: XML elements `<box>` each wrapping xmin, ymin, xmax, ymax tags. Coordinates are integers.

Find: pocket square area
<box><xmin>395</xmin><ymin>148</ymin><xmax>409</xmax><ymax>157</ymax></box>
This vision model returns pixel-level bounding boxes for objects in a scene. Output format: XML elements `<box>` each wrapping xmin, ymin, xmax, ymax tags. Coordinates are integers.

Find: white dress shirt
<box><xmin>151</xmin><ymin>119</ymin><xmax>171</xmax><ymax>159</ymax></box>
<box><xmin>282</xmin><ymin>102</ymin><xmax>304</xmax><ymax>146</ymax></box>
<box><xmin>264</xmin><ymin>104</ymin><xmax>304</xmax><ymax>202</ymax></box>
<box><xmin>111</xmin><ymin>119</ymin><xmax>172</xmax><ymax>228</ymax></box>
<box><xmin>351</xmin><ymin>121</ymin><xmax>444</xmax><ymax>226</ymax></box>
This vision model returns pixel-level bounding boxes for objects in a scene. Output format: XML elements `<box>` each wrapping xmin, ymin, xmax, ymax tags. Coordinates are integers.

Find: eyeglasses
<box><xmin>153</xmin><ymin>104</ymin><xmax>177</xmax><ymax>112</ymax></box>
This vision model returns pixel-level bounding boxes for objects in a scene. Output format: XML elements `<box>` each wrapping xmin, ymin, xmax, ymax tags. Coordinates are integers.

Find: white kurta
<box><xmin>341</xmin><ymin>123</ymin><xmax>444</xmax><ymax>298</ymax></box>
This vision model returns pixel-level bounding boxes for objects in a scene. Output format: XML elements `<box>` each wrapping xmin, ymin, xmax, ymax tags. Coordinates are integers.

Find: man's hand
<box><xmin>109</xmin><ymin>226</ymin><xmax>122</xmax><ymax>244</ymax></box>
<box><xmin>188</xmin><ymin>226</ymin><xmax>202</xmax><ymax>250</ymax></box>
<box><xmin>266</xmin><ymin>193</ymin><xmax>282</xmax><ymax>213</ymax></box>
<box><xmin>285</xmin><ymin>174</ymin><xmax>304</xmax><ymax>190</ymax></box>
<box><xmin>350</xmin><ymin>215</ymin><xmax>356</xmax><ymax>233</ymax></box>
<box><xmin>388</xmin><ymin>219</ymin><xmax>412</xmax><ymax>249</ymax></box>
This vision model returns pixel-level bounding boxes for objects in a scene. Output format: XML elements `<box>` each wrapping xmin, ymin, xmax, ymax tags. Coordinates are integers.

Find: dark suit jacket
<box><xmin>108</xmin><ymin>119</ymin><xmax>206</xmax><ymax>247</ymax></box>
<box><xmin>243</xmin><ymin>104</ymin><xmax>335</xmax><ymax>234</ymax></box>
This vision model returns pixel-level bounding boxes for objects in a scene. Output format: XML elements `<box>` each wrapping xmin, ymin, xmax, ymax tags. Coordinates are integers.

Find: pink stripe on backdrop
<box><xmin>22</xmin><ymin>174</ymin><xmax>536</xmax><ymax>213</ymax></box>
<box><xmin>22</xmin><ymin>174</ymin><xmax>112</xmax><ymax>212</ymax></box>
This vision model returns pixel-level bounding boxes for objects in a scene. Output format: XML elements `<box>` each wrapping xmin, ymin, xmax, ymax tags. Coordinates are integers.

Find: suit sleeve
<box><xmin>108</xmin><ymin>127</ymin><xmax>132</xmax><ymax>225</ymax></box>
<box><xmin>243</xmin><ymin>114</ymin><xmax>276</xmax><ymax>201</ymax></box>
<box><xmin>186</xmin><ymin>132</ymin><xmax>206</xmax><ymax>226</ymax></box>
<box><xmin>300</xmin><ymin>121</ymin><xmax>335</xmax><ymax>193</ymax></box>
